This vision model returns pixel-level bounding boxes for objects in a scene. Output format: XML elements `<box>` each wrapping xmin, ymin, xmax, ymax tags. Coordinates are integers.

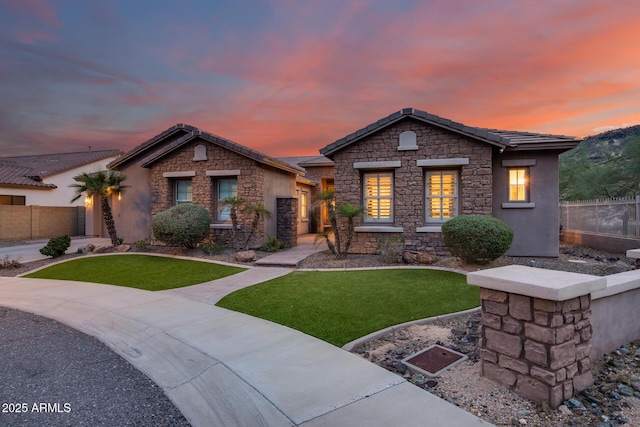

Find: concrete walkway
<box><xmin>167</xmin><ymin>234</ymin><xmax>327</xmax><ymax>304</ymax></box>
<box><xmin>165</xmin><ymin>266</ymin><xmax>294</xmax><ymax>305</ymax></box>
<box><xmin>254</xmin><ymin>234</ymin><xmax>327</xmax><ymax>267</ymax></box>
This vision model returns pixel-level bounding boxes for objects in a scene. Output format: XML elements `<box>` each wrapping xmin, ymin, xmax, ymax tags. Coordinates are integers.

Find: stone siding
<box><xmin>332</xmin><ymin>118</ymin><xmax>493</xmax><ymax>255</ymax></box>
<box><xmin>149</xmin><ymin>139</ymin><xmax>268</xmax><ymax>248</ymax></box>
<box><xmin>479</xmin><ymin>289</ymin><xmax>593</xmax><ymax>408</ymax></box>
<box><xmin>277</xmin><ymin>197</ymin><xmax>298</xmax><ymax>248</ymax></box>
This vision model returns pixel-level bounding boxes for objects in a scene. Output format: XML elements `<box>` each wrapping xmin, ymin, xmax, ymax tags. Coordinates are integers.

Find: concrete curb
<box><xmin>342</xmin><ymin>307</ymin><xmax>481</xmax><ymax>352</ymax></box>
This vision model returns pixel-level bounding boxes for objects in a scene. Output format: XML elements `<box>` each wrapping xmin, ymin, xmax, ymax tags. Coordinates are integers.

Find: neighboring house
<box><xmin>320</xmin><ymin>108</ymin><xmax>581</xmax><ymax>257</ymax></box>
<box><xmin>0</xmin><ymin>150</ymin><xmax>122</xmax><ymax>240</ymax></box>
<box><xmin>108</xmin><ymin>124</ymin><xmax>319</xmax><ymax>248</ymax></box>
<box><xmin>0</xmin><ymin>150</ymin><xmax>122</xmax><ymax>206</ymax></box>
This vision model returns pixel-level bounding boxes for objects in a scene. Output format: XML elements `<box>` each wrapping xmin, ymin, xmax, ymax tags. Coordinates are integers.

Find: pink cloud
<box><xmin>4</xmin><ymin>0</ymin><xmax>61</xmax><ymax>43</ymax></box>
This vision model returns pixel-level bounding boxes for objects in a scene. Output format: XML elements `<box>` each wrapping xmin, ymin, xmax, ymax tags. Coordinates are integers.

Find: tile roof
<box><xmin>320</xmin><ymin>107</ymin><xmax>581</xmax><ymax>157</ymax></box>
<box><xmin>107</xmin><ymin>124</ymin><xmax>194</xmax><ymax>169</ymax></box>
<box><xmin>113</xmin><ymin>124</ymin><xmax>304</xmax><ymax>175</ymax></box>
<box><xmin>0</xmin><ymin>150</ymin><xmax>122</xmax><ymax>188</ymax></box>
<box><xmin>276</xmin><ymin>155</ymin><xmax>334</xmax><ymax>170</ymax></box>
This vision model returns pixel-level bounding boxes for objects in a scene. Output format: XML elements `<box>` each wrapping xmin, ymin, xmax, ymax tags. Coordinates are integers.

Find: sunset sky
<box><xmin>1</xmin><ymin>0</ymin><xmax>639</xmax><ymax>157</ymax></box>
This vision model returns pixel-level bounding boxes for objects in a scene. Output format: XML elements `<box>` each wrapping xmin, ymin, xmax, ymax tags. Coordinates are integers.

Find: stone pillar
<box><xmin>468</xmin><ymin>265</ymin><xmax>606</xmax><ymax>408</ymax></box>
<box><xmin>276</xmin><ymin>196</ymin><xmax>297</xmax><ymax>248</ymax></box>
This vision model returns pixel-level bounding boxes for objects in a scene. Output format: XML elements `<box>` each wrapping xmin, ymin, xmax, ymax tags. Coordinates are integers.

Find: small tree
<box><xmin>243</xmin><ymin>204</ymin><xmax>271</xmax><ymax>249</ymax></box>
<box><xmin>151</xmin><ymin>204</ymin><xmax>212</xmax><ymax>249</ymax></box>
<box><xmin>315</xmin><ymin>190</ymin><xmax>363</xmax><ymax>259</ymax></box>
<box><xmin>70</xmin><ymin>170</ymin><xmax>127</xmax><ymax>245</ymax></box>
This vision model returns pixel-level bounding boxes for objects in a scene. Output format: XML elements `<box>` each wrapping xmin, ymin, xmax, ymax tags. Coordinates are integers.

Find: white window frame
<box><xmin>362</xmin><ymin>171</ymin><xmax>394</xmax><ymax>223</ymax></box>
<box><xmin>216</xmin><ymin>178</ymin><xmax>238</xmax><ymax>222</ymax></box>
<box><xmin>175</xmin><ymin>180</ymin><xmax>192</xmax><ymax>205</ymax></box>
<box><xmin>425</xmin><ymin>170</ymin><xmax>458</xmax><ymax>222</ymax></box>
<box><xmin>508</xmin><ymin>167</ymin><xmax>529</xmax><ymax>202</ymax></box>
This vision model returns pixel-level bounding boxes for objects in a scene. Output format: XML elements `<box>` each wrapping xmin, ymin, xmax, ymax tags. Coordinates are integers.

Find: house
<box><xmin>0</xmin><ymin>149</ymin><xmax>122</xmax><ymax>240</ymax></box>
<box><xmin>319</xmin><ymin>108</ymin><xmax>581</xmax><ymax>257</ymax></box>
<box><xmin>107</xmin><ymin>124</ymin><xmax>322</xmax><ymax>248</ymax></box>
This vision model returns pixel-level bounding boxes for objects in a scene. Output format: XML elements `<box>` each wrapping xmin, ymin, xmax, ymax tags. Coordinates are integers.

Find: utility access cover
<box><xmin>401</xmin><ymin>344</ymin><xmax>468</xmax><ymax>377</ymax></box>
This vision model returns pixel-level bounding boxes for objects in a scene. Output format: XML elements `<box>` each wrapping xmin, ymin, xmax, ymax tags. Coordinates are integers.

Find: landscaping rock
<box><xmin>78</xmin><ymin>244</ymin><xmax>95</xmax><ymax>254</ymax></box>
<box><xmin>236</xmin><ymin>250</ymin><xmax>256</xmax><ymax>262</ymax></box>
<box><xmin>401</xmin><ymin>249</ymin><xmax>436</xmax><ymax>265</ymax></box>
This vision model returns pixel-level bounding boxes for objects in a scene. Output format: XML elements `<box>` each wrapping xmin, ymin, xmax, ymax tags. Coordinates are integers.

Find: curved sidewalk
<box><xmin>0</xmin><ymin>276</ymin><xmax>492</xmax><ymax>427</ymax></box>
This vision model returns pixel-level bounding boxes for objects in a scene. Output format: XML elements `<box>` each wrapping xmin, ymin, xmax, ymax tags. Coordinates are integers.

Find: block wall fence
<box><xmin>0</xmin><ymin>206</ymin><xmax>85</xmax><ymax>241</ymax></box>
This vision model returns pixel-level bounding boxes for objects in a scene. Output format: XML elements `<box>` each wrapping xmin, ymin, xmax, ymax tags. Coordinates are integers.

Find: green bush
<box><xmin>442</xmin><ymin>215</ymin><xmax>513</xmax><ymax>263</ymax></box>
<box><xmin>151</xmin><ymin>204</ymin><xmax>212</xmax><ymax>249</ymax></box>
<box><xmin>202</xmin><ymin>238</ymin><xmax>225</xmax><ymax>255</ymax></box>
<box><xmin>40</xmin><ymin>235</ymin><xmax>71</xmax><ymax>258</ymax></box>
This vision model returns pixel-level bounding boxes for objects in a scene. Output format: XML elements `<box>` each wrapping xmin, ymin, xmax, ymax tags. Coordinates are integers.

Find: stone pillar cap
<box><xmin>468</xmin><ymin>265</ymin><xmax>606</xmax><ymax>301</ymax></box>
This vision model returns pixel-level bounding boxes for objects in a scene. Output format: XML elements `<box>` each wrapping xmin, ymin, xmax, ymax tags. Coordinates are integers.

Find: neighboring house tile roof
<box><xmin>112</xmin><ymin>123</ymin><xmax>305</xmax><ymax>175</ymax></box>
<box><xmin>0</xmin><ymin>150</ymin><xmax>122</xmax><ymax>188</ymax></box>
<box><xmin>320</xmin><ymin>107</ymin><xmax>581</xmax><ymax>157</ymax></box>
<box><xmin>276</xmin><ymin>155</ymin><xmax>334</xmax><ymax>170</ymax></box>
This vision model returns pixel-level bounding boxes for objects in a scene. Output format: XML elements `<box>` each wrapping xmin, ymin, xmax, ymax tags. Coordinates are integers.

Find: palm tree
<box><xmin>243</xmin><ymin>203</ymin><xmax>271</xmax><ymax>249</ymax></box>
<box><xmin>222</xmin><ymin>196</ymin><xmax>245</xmax><ymax>250</ymax></box>
<box><xmin>315</xmin><ymin>190</ymin><xmax>363</xmax><ymax>259</ymax></box>
<box><xmin>337</xmin><ymin>203</ymin><xmax>364</xmax><ymax>258</ymax></box>
<box><xmin>71</xmin><ymin>170</ymin><xmax>127</xmax><ymax>245</ymax></box>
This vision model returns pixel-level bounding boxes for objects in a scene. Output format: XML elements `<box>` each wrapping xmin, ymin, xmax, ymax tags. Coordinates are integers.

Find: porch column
<box><xmin>276</xmin><ymin>196</ymin><xmax>298</xmax><ymax>248</ymax></box>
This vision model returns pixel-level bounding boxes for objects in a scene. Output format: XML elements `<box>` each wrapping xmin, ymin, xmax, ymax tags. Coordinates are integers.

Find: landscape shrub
<box><xmin>151</xmin><ymin>204</ymin><xmax>212</xmax><ymax>249</ymax></box>
<box><xmin>39</xmin><ymin>235</ymin><xmax>71</xmax><ymax>258</ymax></box>
<box><xmin>376</xmin><ymin>236</ymin><xmax>405</xmax><ymax>263</ymax></box>
<box><xmin>259</xmin><ymin>235</ymin><xmax>286</xmax><ymax>252</ymax></box>
<box><xmin>442</xmin><ymin>215</ymin><xmax>513</xmax><ymax>263</ymax></box>
<box><xmin>0</xmin><ymin>255</ymin><xmax>22</xmax><ymax>269</ymax></box>
<box><xmin>202</xmin><ymin>238</ymin><xmax>225</xmax><ymax>255</ymax></box>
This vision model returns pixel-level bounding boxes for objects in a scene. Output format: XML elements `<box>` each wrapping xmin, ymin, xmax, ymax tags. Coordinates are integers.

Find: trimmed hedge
<box><xmin>442</xmin><ymin>215</ymin><xmax>513</xmax><ymax>263</ymax></box>
<box><xmin>151</xmin><ymin>204</ymin><xmax>212</xmax><ymax>249</ymax></box>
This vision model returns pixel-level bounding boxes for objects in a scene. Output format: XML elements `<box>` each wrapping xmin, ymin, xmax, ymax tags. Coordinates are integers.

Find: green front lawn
<box><xmin>25</xmin><ymin>254</ymin><xmax>245</xmax><ymax>291</ymax></box>
<box><xmin>217</xmin><ymin>269</ymin><xmax>479</xmax><ymax>346</ymax></box>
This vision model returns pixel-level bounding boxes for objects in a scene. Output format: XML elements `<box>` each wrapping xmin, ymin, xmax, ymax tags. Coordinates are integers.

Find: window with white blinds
<box><xmin>363</xmin><ymin>172</ymin><xmax>393</xmax><ymax>222</ymax></box>
<box><xmin>425</xmin><ymin>170</ymin><xmax>458</xmax><ymax>222</ymax></box>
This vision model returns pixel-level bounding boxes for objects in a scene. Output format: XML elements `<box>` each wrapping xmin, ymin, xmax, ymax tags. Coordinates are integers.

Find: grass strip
<box><xmin>217</xmin><ymin>269</ymin><xmax>479</xmax><ymax>346</ymax></box>
<box><xmin>25</xmin><ymin>254</ymin><xmax>245</xmax><ymax>291</ymax></box>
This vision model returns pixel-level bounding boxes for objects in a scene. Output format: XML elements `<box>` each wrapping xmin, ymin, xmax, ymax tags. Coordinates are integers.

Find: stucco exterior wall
<box><xmin>331</xmin><ymin>118</ymin><xmax>492</xmax><ymax>255</ymax></box>
<box><xmin>493</xmin><ymin>151</ymin><xmax>562</xmax><ymax>257</ymax></box>
<box><xmin>591</xmin><ymin>285</ymin><xmax>640</xmax><ymax>360</ymax></box>
<box><xmin>264</xmin><ymin>167</ymin><xmax>297</xmax><ymax>238</ymax></box>
<box><xmin>111</xmin><ymin>164</ymin><xmax>152</xmax><ymax>242</ymax></box>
